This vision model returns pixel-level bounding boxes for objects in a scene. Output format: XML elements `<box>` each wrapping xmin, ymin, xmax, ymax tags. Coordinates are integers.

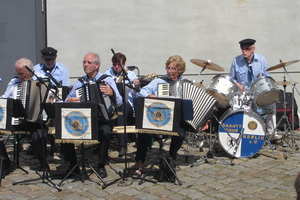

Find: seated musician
<box><xmin>133</xmin><ymin>55</ymin><xmax>187</xmax><ymax>177</ymax></box>
<box><xmin>104</xmin><ymin>52</ymin><xmax>140</xmax><ymax>157</ymax></box>
<box><xmin>64</xmin><ymin>52</ymin><xmax>122</xmax><ymax>178</ymax></box>
<box><xmin>229</xmin><ymin>38</ymin><xmax>277</xmax><ymax>140</ymax></box>
<box><xmin>0</xmin><ymin>58</ymin><xmax>48</xmax><ymax>171</ymax></box>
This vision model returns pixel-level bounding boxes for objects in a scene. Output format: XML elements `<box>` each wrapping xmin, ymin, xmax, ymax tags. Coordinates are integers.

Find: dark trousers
<box><xmin>135</xmin><ymin>127</ymin><xmax>185</xmax><ymax>162</ymax></box>
<box><xmin>62</xmin><ymin>121</ymin><xmax>113</xmax><ymax>168</ymax></box>
<box><xmin>0</xmin><ymin>138</ymin><xmax>10</xmax><ymax>173</ymax></box>
<box><xmin>32</xmin><ymin>129</ymin><xmax>48</xmax><ymax>164</ymax></box>
<box><xmin>115</xmin><ymin>102</ymin><xmax>134</xmax><ymax>147</ymax></box>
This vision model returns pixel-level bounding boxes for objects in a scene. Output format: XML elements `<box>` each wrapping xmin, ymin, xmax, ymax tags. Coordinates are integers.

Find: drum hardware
<box><xmin>207</xmin><ymin>75</ymin><xmax>238</xmax><ymax>108</ymax></box>
<box><xmin>190</xmin><ymin>114</ymin><xmax>235</xmax><ymax>167</ymax></box>
<box><xmin>232</xmin><ymin>128</ymin><xmax>245</xmax><ymax>157</ymax></box>
<box><xmin>12</xmin><ymin>68</ymin><xmax>62</xmax><ymax>191</ymax></box>
<box><xmin>232</xmin><ymin>92</ymin><xmax>253</xmax><ymax>111</ymax></box>
<box><xmin>250</xmin><ymin>76</ymin><xmax>280</xmax><ymax>106</ymax></box>
<box><xmin>268</xmin><ymin>60</ymin><xmax>299</xmax><ymax>157</ymax></box>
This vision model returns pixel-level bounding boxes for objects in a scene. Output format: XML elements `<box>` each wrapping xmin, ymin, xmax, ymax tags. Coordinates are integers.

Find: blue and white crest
<box><xmin>146</xmin><ymin>102</ymin><xmax>171</xmax><ymax>127</ymax></box>
<box><xmin>64</xmin><ymin>111</ymin><xmax>89</xmax><ymax>137</ymax></box>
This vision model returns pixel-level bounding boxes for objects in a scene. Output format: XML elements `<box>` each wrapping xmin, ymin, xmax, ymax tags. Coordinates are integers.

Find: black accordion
<box><xmin>75</xmin><ymin>81</ymin><xmax>117</xmax><ymax>121</ymax></box>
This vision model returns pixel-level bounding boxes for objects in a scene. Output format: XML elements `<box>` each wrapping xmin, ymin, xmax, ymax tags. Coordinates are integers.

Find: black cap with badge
<box><xmin>239</xmin><ymin>38</ymin><xmax>256</xmax><ymax>48</ymax></box>
<box><xmin>41</xmin><ymin>47</ymin><xmax>57</xmax><ymax>60</ymax></box>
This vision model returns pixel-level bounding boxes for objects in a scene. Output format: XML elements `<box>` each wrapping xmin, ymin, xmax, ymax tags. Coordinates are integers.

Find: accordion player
<box><xmin>74</xmin><ymin>75</ymin><xmax>119</xmax><ymax>121</ymax></box>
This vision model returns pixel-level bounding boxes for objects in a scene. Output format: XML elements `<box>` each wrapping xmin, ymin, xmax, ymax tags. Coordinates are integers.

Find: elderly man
<box><xmin>229</xmin><ymin>38</ymin><xmax>278</xmax><ymax>141</ymax></box>
<box><xmin>63</xmin><ymin>52</ymin><xmax>122</xmax><ymax>178</ymax></box>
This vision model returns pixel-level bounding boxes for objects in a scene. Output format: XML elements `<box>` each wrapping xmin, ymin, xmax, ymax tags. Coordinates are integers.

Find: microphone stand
<box><xmin>103</xmin><ymin>67</ymin><xmax>136</xmax><ymax>188</ymax></box>
<box><xmin>12</xmin><ymin>67</ymin><xmax>62</xmax><ymax>191</ymax></box>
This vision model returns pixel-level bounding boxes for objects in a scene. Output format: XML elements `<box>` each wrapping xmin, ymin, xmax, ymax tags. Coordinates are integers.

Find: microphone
<box><xmin>46</xmin><ymin>70</ymin><xmax>61</xmax><ymax>87</ymax></box>
<box><xmin>111</xmin><ymin>48</ymin><xmax>115</xmax><ymax>55</ymax></box>
<box><xmin>126</xmin><ymin>66</ymin><xmax>138</xmax><ymax>71</ymax></box>
<box><xmin>25</xmin><ymin>65</ymin><xmax>34</xmax><ymax>75</ymax></box>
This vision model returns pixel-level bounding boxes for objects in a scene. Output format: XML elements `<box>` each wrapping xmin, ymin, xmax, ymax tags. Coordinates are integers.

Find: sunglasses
<box><xmin>241</xmin><ymin>46</ymin><xmax>254</xmax><ymax>51</ymax></box>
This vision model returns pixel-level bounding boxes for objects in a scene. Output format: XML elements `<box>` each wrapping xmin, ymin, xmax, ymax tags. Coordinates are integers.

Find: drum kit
<box><xmin>190</xmin><ymin>58</ymin><xmax>300</xmax><ymax>159</ymax></box>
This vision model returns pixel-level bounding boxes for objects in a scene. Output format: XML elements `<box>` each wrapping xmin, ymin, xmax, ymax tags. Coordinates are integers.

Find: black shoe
<box><xmin>118</xmin><ymin>147</ymin><xmax>126</xmax><ymax>157</ymax></box>
<box><xmin>39</xmin><ymin>162</ymin><xmax>50</xmax><ymax>172</ymax></box>
<box><xmin>169</xmin><ymin>153</ymin><xmax>177</xmax><ymax>160</ymax></box>
<box><xmin>98</xmin><ymin>167</ymin><xmax>107</xmax><ymax>178</ymax></box>
<box><xmin>38</xmin><ymin>156</ymin><xmax>50</xmax><ymax>171</ymax></box>
<box><xmin>26</xmin><ymin>144</ymin><xmax>35</xmax><ymax>155</ymax></box>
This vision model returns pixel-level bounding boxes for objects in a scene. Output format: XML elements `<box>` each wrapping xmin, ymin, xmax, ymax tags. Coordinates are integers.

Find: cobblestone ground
<box><xmin>1</xmin><ymin>132</ymin><xmax>299</xmax><ymax>200</ymax></box>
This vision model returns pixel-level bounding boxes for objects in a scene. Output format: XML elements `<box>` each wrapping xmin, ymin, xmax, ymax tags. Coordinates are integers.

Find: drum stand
<box><xmin>191</xmin><ymin>115</ymin><xmax>234</xmax><ymax>167</ymax></box>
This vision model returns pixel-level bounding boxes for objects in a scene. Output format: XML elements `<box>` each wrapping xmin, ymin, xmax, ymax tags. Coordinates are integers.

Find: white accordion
<box><xmin>158</xmin><ymin>80</ymin><xmax>217</xmax><ymax>131</ymax></box>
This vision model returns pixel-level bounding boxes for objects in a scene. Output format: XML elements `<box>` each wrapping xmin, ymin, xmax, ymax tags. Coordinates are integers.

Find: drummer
<box><xmin>229</xmin><ymin>38</ymin><xmax>279</xmax><ymax>141</ymax></box>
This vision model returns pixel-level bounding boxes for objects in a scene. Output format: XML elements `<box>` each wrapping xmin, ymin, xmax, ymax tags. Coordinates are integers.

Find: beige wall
<box><xmin>47</xmin><ymin>0</ymin><xmax>300</xmax><ymax>106</ymax></box>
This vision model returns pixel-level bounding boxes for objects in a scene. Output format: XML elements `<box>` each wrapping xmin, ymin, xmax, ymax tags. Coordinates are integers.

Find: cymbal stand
<box><xmin>270</xmin><ymin>64</ymin><xmax>297</xmax><ymax>158</ymax></box>
<box><xmin>283</xmin><ymin>66</ymin><xmax>300</xmax><ymax>151</ymax></box>
<box><xmin>193</xmin><ymin>62</ymin><xmax>207</xmax><ymax>84</ymax></box>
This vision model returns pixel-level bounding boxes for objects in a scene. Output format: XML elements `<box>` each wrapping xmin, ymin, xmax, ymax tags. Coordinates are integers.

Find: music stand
<box><xmin>0</xmin><ymin>98</ymin><xmax>29</xmax><ymax>178</ymax></box>
<box><xmin>53</xmin><ymin>102</ymin><xmax>107</xmax><ymax>188</ymax></box>
<box><xmin>134</xmin><ymin>97</ymin><xmax>183</xmax><ymax>185</ymax></box>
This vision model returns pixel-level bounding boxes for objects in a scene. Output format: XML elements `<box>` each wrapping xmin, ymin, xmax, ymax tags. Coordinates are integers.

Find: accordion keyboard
<box><xmin>158</xmin><ymin>83</ymin><xmax>170</xmax><ymax>97</ymax></box>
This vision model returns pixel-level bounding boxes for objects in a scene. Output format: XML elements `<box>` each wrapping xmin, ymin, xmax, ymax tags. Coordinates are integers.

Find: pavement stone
<box><xmin>0</xmin><ymin>132</ymin><xmax>300</xmax><ymax>199</ymax></box>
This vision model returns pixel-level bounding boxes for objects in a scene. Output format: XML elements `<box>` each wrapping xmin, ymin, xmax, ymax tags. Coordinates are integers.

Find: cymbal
<box><xmin>190</xmin><ymin>59</ymin><xmax>224</xmax><ymax>71</ymax></box>
<box><xmin>267</xmin><ymin>60</ymin><xmax>300</xmax><ymax>71</ymax></box>
<box><xmin>276</xmin><ymin>80</ymin><xmax>298</xmax><ymax>85</ymax></box>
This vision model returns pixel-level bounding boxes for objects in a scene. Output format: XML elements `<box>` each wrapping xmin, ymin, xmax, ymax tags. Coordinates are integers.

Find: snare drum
<box><xmin>207</xmin><ymin>75</ymin><xmax>238</xmax><ymax>108</ymax></box>
<box><xmin>250</xmin><ymin>76</ymin><xmax>280</xmax><ymax>106</ymax></box>
<box><xmin>218</xmin><ymin>109</ymin><xmax>266</xmax><ymax>158</ymax></box>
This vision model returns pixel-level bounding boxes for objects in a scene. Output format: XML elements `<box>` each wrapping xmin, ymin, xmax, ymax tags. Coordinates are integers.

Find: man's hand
<box><xmin>133</xmin><ymin>79</ymin><xmax>141</xmax><ymax>88</ymax></box>
<box><xmin>100</xmin><ymin>82</ymin><xmax>113</xmax><ymax>96</ymax></box>
<box><xmin>236</xmin><ymin>82</ymin><xmax>245</xmax><ymax>93</ymax></box>
<box><xmin>66</xmin><ymin>97</ymin><xmax>81</xmax><ymax>102</ymax></box>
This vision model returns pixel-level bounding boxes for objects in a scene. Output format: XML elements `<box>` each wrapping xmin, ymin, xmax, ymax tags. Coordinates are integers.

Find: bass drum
<box><xmin>218</xmin><ymin>109</ymin><xmax>266</xmax><ymax>158</ymax></box>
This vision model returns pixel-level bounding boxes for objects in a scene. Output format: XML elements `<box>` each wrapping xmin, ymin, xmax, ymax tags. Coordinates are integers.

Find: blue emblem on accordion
<box><xmin>64</xmin><ymin>111</ymin><xmax>89</xmax><ymax>136</ymax></box>
<box><xmin>146</xmin><ymin>102</ymin><xmax>171</xmax><ymax>127</ymax></box>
